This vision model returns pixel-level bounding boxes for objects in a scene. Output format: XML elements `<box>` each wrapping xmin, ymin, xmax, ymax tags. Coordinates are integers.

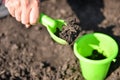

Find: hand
<box><xmin>5</xmin><ymin>0</ymin><xmax>40</xmax><ymax>28</ymax></box>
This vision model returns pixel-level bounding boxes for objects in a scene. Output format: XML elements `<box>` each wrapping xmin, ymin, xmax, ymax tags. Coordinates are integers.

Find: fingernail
<box><xmin>25</xmin><ymin>24</ymin><xmax>30</xmax><ymax>28</ymax></box>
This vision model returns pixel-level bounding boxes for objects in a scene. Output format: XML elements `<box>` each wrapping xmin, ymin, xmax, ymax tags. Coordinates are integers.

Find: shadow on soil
<box><xmin>67</xmin><ymin>0</ymin><xmax>120</xmax><ymax>78</ymax></box>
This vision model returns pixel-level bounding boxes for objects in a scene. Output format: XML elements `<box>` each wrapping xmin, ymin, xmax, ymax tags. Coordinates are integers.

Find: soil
<box><xmin>86</xmin><ymin>50</ymin><xmax>106</xmax><ymax>60</ymax></box>
<box><xmin>0</xmin><ymin>0</ymin><xmax>120</xmax><ymax>80</ymax></box>
<box><xmin>56</xmin><ymin>18</ymin><xmax>81</xmax><ymax>44</ymax></box>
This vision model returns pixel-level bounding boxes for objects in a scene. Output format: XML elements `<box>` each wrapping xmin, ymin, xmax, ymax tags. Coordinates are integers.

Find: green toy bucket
<box><xmin>73</xmin><ymin>33</ymin><xmax>118</xmax><ymax>80</ymax></box>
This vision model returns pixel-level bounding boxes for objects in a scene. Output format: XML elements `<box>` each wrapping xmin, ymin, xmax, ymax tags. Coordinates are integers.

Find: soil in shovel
<box><xmin>86</xmin><ymin>50</ymin><xmax>106</xmax><ymax>60</ymax></box>
<box><xmin>55</xmin><ymin>18</ymin><xmax>81</xmax><ymax>44</ymax></box>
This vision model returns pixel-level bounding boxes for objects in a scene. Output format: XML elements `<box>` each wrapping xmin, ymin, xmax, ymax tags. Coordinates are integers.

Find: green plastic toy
<box><xmin>39</xmin><ymin>13</ymin><xmax>68</xmax><ymax>45</ymax></box>
<box><xmin>74</xmin><ymin>33</ymin><xmax>118</xmax><ymax>80</ymax></box>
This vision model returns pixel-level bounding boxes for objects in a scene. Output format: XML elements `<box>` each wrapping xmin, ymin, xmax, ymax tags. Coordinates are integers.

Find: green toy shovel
<box><xmin>39</xmin><ymin>13</ymin><xmax>68</xmax><ymax>45</ymax></box>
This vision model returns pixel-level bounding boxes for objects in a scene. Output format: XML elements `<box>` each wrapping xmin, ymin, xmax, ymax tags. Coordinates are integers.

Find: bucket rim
<box><xmin>73</xmin><ymin>33</ymin><xmax>118</xmax><ymax>64</ymax></box>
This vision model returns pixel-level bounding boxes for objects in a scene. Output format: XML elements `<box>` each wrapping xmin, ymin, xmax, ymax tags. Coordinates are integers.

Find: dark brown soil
<box><xmin>86</xmin><ymin>50</ymin><xmax>106</xmax><ymax>60</ymax></box>
<box><xmin>0</xmin><ymin>0</ymin><xmax>120</xmax><ymax>80</ymax></box>
<box><xmin>56</xmin><ymin>18</ymin><xmax>81</xmax><ymax>44</ymax></box>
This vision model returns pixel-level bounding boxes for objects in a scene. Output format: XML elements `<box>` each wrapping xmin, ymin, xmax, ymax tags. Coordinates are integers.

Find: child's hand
<box><xmin>5</xmin><ymin>0</ymin><xmax>40</xmax><ymax>28</ymax></box>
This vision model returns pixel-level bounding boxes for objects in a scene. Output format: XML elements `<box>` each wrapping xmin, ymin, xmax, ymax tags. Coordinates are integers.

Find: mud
<box><xmin>86</xmin><ymin>50</ymin><xmax>106</xmax><ymax>60</ymax></box>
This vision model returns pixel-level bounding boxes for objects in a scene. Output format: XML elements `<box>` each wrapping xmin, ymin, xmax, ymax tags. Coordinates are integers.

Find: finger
<box><xmin>30</xmin><ymin>1</ymin><xmax>39</xmax><ymax>25</ymax></box>
<box><xmin>14</xmin><ymin>1</ymin><xmax>21</xmax><ymax>22</ymax></box>
<box><xmin>15</xmin><ymin>8</ymin><xmax>21</xmax><ymax>22</ymax></box>
<box><xmin>21</xmin><ymin>0</ymin><xmax>30</xmax><ymax>25</ymax></box>
<box><xmin>5</xmin><ymin>2</ymin><xmax>15</xmax><ymax>17</ymax></box>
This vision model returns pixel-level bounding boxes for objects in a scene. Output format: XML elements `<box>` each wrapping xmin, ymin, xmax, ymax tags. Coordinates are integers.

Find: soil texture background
<box><xmin>0</xmin><ymin>0</ymin><xmax>120</xmax><ymax>80</ymax></box>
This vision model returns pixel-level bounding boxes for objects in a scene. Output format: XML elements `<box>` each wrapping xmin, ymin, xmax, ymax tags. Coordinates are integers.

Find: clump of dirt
<box><xmin>55</xmin><ymin>18</ymin><xmax>81</xmax><ymax>44</ymax></box>
<box><xmin>87</xmin><ymin>50</ymin><xmax>106</xmax><ymax>60</ymax></box>
<box><xmin>55</xmin><ymin>59</ymin><xmax>84</xmax><ymax>80</ymax></box>
<box><xmin>0</xmin><ymin>47</ymin><xmax>84</xmax><ymax>80</ymax></box>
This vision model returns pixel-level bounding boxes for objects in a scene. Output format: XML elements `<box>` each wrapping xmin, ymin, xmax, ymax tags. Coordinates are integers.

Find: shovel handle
<box><xmin>38</xmin><ymin>13</ymin><xmax>68</xmax><ymax>45</ymax></box>
<box><xmin>39</xmin><ymin>13</ymin><xmax>57</xmax><ymax>32</ymax></box>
